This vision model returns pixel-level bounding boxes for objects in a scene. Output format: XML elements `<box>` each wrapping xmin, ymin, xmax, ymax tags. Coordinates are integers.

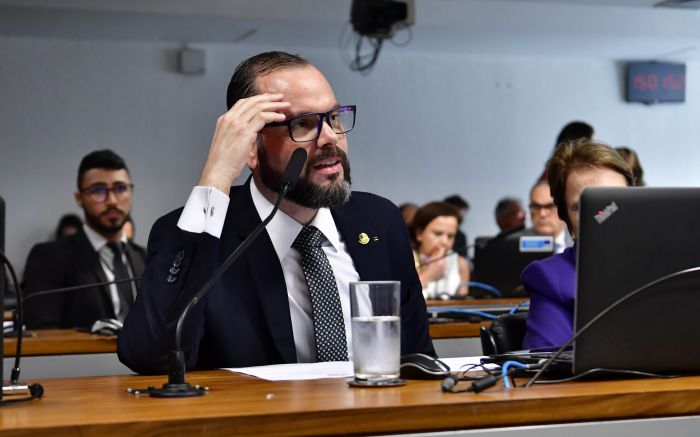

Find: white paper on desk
<box><xmin>225</xmin><ymin>361</ymin><xmax>354</xmax><ymax>381</ymax></box>
<box><xmin>226</xmin><ymin>357</ymin><xmax>496</xmax><ymax>381</ymax></box>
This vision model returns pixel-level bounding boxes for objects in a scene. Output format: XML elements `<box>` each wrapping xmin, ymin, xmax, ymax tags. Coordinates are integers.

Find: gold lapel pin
<box><xmin>358</xmin><ymin>233</ymin><xmax>370</xmax><ymax>245</ymax></box>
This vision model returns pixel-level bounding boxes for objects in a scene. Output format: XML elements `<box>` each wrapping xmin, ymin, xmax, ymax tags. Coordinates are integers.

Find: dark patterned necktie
<box><xmin>292</xmin><ymin>226</ymin><xmax>348</xmax><ymax>362</ymax></box>
<box><xmin>107</xmin><ymin>242</ymin><xmax>133</xmax><ymax>321</ymax></box>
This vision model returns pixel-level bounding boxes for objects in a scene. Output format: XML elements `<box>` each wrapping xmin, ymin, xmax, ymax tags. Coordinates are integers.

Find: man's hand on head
<box><xmin>198</xmin><ymin>93</ymin><xmax>289</xmax><ymax>195</ymax></box>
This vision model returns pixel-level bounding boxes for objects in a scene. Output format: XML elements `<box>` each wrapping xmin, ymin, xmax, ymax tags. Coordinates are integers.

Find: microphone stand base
<box><xmin>127</xmin><ymin>383</ymin><xmax>208</xmax><ymax>398</ymax></box>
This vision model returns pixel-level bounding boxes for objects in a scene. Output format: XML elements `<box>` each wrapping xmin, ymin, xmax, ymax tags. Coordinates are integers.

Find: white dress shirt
<box><xmin>83</xmin><ymin>224</ymin><xmax>134</xmax><ymax>319</ymax></box>
<box><xmin>553</xmin><ymin>228</ymin><xmax>573</xmax><ymax>254</ymax></box>
<box><xmin>177</xmin><ymin>181</ymin><xmax>360</xmax><ymax>362</ymax></box>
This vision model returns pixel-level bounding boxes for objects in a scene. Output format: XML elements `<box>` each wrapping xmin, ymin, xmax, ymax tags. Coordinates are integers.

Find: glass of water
<box><xmin>349</xmin><ymin>281</ymin><xmax>402</xmax><ymax>386</ymax></box>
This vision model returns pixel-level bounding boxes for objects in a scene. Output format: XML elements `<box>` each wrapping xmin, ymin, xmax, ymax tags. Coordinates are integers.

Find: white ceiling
<box><xmin>1</xmin><ymin>0</ymin><xmax>700</xmax><ymax>59</ymax></box>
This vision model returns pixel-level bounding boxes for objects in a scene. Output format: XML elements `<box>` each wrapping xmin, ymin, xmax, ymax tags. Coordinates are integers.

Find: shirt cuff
<box><xmin>177</xmin><ymin>186</ymin><xmax>230</xmax><ymax>238</ymax></box>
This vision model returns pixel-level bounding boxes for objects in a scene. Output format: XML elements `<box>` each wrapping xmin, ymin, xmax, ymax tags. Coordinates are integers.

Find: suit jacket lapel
<box><xmin>332</xmin><ymin>200</ymin><xmax>390</xmax><ymax>281</ymax></box>
<box><xmin>74</xmin><ymin>230</ymin><xmax>108</xmax><ymax>284</ymax></box>
<box><xmin>125</xmin><ymin>244</ymin><xmax>145</xmax><ymax>278</ymax></box>
<box><xmin>222</xmin><ymin>181</ymin><xmax>296</xmax><ymax>363</ymax></box>
<box><xmin>74</xmin><ymin>230</ymin><xmax>113</xmax><ymax>309</ymax></box>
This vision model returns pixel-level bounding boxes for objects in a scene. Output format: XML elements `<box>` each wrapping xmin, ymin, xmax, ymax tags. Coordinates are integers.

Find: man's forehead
<box><xmin>82</xmin><ymin>168</ymin><xmax>131</xmax><ymax>184</ymax></box>
<box><xmin>531</xmin><ymin>183</ymin><xmax>552</xmax><ymax>200</ymax></box>
<box><xmin>256</xmin><ymin>66</ymin><xmax>337</xmax><ymax>111</ymax></box>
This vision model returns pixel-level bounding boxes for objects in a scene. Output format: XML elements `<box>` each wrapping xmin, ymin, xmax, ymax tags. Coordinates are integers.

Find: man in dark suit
<box><xmin>23</xmin><ymin>150</ymin><xmax>145</xmax><ymax>329</ymax></box>
<box><xmin>118</xmin><ymin>51</ymin><xmax>434</xmax><ymax>374</ymax></box>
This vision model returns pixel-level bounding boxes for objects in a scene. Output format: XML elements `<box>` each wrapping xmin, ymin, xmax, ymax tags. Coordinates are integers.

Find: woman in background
<box><xmin>522</xmin><ymin>139</ymin><xmax>634</xmax><ymax>349</ymax></box>
<box><xmin>410</xmin><ymin>202</ymin><xmax>470</xmax><ymax>300</ymax></box>
<box><xmin>54</xmin><ymin>214</ymin><xmax>82</xmax><ymax>240</ymax></box>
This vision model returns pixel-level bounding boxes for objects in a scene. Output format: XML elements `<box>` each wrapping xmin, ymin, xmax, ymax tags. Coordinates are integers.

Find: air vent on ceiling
<box><xmin>655</xmin><ymin>0</ymin><xmax>700</xmax><ymax>8</ymax></box>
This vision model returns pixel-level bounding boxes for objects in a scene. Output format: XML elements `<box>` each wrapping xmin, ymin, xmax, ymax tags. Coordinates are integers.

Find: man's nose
<box><xmin>105</xmin><ymin>189</ymin><xmax>118</xmax><ymax>204</ymax></box>
<box><xmin>316</xmin><ymin>118</ymin><xmax>339</xmax><ymax>149</ymax></box>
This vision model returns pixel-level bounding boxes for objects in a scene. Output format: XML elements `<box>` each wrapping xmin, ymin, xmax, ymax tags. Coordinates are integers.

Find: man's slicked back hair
<box><xmin>77</xmin><ymin>149</ymin><xmax>128</xmax><ymax>189</ymax></box>
<box><xmin>226</xmin><ymin>51</ymin><xmax>311</xmax><ymax>109</ymax></box>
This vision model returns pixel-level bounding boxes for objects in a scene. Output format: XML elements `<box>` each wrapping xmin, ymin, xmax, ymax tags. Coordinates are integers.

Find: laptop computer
<box><xmin>486</xmin><ymin>187</ymin><xmax>700</xmax><ymax>377</ymax></box>
<box><xmin>573</xmin><ymin>186</ymin><xmax>700</xmax><ymax>374</ymax></box>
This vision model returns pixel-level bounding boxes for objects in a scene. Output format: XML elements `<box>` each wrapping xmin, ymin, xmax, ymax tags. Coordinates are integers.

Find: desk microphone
<box><xmin>145</xmin><ymin>147</ymin><xmax>307</xmax><ymax>398</ymax></box>
<box><xmin>7</xmin><ymin>265</ymin><xmax>141</xmax><ymax>390</ymax></box>
<box><xmin>416</xmin><ymin>244</ymin><xmax>473</xmax><ymax>269</ymax></box>
<box><xmin>0</xmin><ymin>250</ymin><xmax>47</xmax><ymax>403</ymax></box>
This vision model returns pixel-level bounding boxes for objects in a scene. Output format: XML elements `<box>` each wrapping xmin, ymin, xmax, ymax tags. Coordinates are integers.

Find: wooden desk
<box><xmin>3</xmin><ymin>370</ymin><xmax>700</xmax><ymax>435</ymax></box>
<box><xmin>2</xmin><ymin>329</ymin><xmax>476</xmax><ymax>379</ymax></box>
<box><xmin>3</xmin><ymin>329</ymin><xmax>116</xmax><ymax>357</ymax></box>
<box><xmin>427</xmin><ymin>297</ymin><xmax>526</xmax><ymax>340</ymax></box>
<box><xmin>429</xmin><ymin>321</ymin><xmax>489</xmax><ymax>339</ymax></box>
<box><xmin>426</xmin><ymin>297</ymin><xmax>527</xmax><ymax>307</ymax></box>
<box><xmin>3</xmin><ymin>300</ymin><xmax>526</xmax><ymax>357</ymax></box>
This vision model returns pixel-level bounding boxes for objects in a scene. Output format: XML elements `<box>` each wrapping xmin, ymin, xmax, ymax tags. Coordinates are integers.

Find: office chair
<box><xmin>480</xmin><ymin>312</ymin><xmax>527</xmax><ymax>355</ymax></box>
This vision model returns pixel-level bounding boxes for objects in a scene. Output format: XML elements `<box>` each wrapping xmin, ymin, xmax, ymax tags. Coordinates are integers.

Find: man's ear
<box><xmin>247</xmin><ymin>136</ymin><xmax>260</xmax><ymax>170</ymax></box>
<box><xmin>74</xmin><ymin>191</ymin><xmax>84</xmax><ymax>209</ymax></box>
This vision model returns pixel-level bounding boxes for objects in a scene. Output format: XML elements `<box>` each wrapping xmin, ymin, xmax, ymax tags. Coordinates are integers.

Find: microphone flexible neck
<box><xmin>174</xmin><ymin>184</ymin><xmax>289</xmax><ymax>351</ymax></box>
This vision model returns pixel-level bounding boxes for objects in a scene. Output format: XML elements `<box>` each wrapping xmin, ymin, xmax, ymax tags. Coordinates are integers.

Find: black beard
<box><xmin>258</xmin><ymin>145</ymin><xmax>352</xmax><ymax>209</ymax></box>
<box><xmin>84</xmin><ymin>207</ymin><xmax>126</xmax><ymax>237</ymax></box>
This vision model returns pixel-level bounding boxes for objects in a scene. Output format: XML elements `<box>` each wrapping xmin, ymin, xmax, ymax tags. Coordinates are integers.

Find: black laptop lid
<box><xmin>574</xmin><ymin>187</ymin><xmax>700</xmax><ymax>374</ymax></box>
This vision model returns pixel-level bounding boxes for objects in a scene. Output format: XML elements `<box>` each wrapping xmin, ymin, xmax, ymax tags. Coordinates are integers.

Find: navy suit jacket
<box><xmin>118</xmin><ymin>182</ymin><xmax>435</xmax><ymax>374</ymax></box>
<box><xmin>23</xmin><ymin>229</ymin><xmax>146</xmax><ymax>329</ymax></box>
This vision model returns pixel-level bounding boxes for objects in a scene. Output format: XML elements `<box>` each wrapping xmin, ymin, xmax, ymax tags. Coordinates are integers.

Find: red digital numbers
<box><xmin>634</xmin><ymin>74</ymin><xmax>657</xmax><ymax>91</ymax></box>
<box><xmin>634</xmin><ymin>73</ymin><xmax>685</xmax><ymax>91</ymax></box>
<box><xmin>662</xmin><ymin>73</ymin><xmax>685</xmax><ymax>91</ymax></box>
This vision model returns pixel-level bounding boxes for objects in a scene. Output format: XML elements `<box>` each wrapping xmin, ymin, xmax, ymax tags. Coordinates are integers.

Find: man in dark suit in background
<box><xmin>23</xmin><ymin>150</ymin><xmax>145</xmax><ymax>329</ymax></box>
<box><xmin>118</xmin><ymin>51</ymin><xmax>434</xmax><ymax>374</ymax></box>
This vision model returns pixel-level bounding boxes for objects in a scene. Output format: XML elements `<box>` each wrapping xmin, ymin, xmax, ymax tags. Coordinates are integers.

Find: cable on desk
<box><xmin>532</xmin><ymin>368</ymin><xmax>681</xmax><ymax>384</ymax></box>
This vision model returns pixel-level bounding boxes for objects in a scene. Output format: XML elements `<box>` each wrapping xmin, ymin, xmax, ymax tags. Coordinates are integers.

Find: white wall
<box><xmin>1</xmin><ymin>35</ymin><xmax>698</xmax><ymax>274</ymax></box>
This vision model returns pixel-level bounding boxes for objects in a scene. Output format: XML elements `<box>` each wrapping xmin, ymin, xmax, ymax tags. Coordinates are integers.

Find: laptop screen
<box><xmin>574</xmin><ymin>187</ymin><xmax>700</xmax><ymax>374</ymax></box>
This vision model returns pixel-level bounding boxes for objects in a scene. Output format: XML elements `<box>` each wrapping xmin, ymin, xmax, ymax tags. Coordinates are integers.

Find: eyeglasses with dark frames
<box><xmin>264</xmin><ymin>105</ymin><xmax>356</xmax><ymax>143</ymax></box>
<box><xmin>529</xmin><ymin>202</ymin><xmax>557</xmax><ymax>213</ymax></box>
<box><xmin>81</xmin><ymin>183</ymin><xmax>134</xmax><ymax>203</ymax></box>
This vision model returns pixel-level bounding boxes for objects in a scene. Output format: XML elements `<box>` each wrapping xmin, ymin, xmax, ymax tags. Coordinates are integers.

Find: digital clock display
<box><xmin>626</xmin><ymin>62</ymin><xmax>686</xmax><ymax>104</ymax></box>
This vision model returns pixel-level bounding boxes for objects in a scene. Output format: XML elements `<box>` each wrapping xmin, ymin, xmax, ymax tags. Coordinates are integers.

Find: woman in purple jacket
<box><xmin>522</xmin><ymin>139</ymin><xmax>634</xmax><ymax>349</ymax></box>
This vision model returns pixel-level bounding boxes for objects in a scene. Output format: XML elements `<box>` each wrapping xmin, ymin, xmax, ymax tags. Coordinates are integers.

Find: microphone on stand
<box><xmin>140</xmin><ymin>147</ymin><xmax>307</xmax><ymax>398</ymax></box>
<box><xmin>5</xmin><ymin>268</ymin><xmax>141</xmax><ymax>390</ymax></box>
<box><xmin>9</xmin><ymin>277</ymin><xmax>142</xmax><ymax>337</ymax></box>
<box><xmin>0</xmin><ymin>250</ymin><xmax>46</xmax><ymax>402</ymax></box>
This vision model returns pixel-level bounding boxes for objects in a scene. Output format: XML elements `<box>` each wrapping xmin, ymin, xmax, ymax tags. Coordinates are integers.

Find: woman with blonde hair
<box><xmin>522</xmin><ymin>139</ymin><xmax>634</xmax><ymax>349</ymax></box>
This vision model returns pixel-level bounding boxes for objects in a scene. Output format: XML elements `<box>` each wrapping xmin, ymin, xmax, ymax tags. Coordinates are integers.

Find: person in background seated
<box><xmin>537</xmin><ymin>120</ymin><xmax>595</xmax><ymax>183</ymax></box>
<box><xmin>23</xmin><ymin>150</ymin><xmax>146</xmax><ymax>329</ymax></box>
<box><xmin>399</xmin><ymin>202</ymin><xmax>418</xmax><ymax>227</ymax></box>
<box><xmin>410</xmin><ymin>202</ymin><xmax>470</xmax><ymax>300</ymax></box>
<box><xmin>494</xmin><ymin>197</ymin><xmax>525</xmax><ymax>234</ymax></box>
<box><xmin>526</xmin><ymin>181</ymin><xmax>572</xmax><ymax>254</ymax></box>
<box><xmin>615</xmin><ymin>146</ymin><xmax>645</xmax><ymax>187</ymax></box>
<box><xmin>522</xmin><ymin>139</ymin><xmax>633</xmax><ymax>349</ymax></box>
<box><xmin>54</xmin><ymin>214</ymin><xmax>82</xmax><ymax>240</ymax></box>
<box><xmin>443</xmin><ymin>194</ymin><xmax>470</xmax><ymax>258</ymax></box>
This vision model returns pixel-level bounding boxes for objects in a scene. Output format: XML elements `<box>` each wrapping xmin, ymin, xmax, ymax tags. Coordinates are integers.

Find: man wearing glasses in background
<box><xmin>23</xmin><ymin>149</ymin><xmax>145</xmax><ymax>329</ymax></box>
<box><xmin>526</xmin><ymin>180</ymin><xmax>572</xmax><ymax>254</ymax></box>
<box><xmin>118</xmin><ymin>51</ymin><xmax>434</xmax><ymax>374</ymax></box>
